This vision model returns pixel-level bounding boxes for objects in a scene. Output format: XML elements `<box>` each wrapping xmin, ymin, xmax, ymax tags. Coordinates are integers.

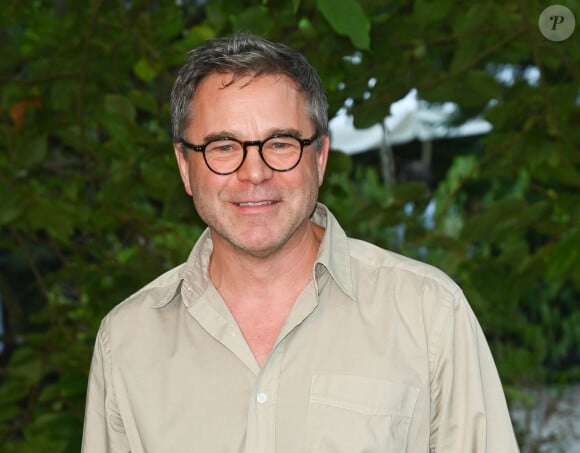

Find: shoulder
<box><xmin>349</xmin><ymin>238</ymin><xmax>459</xmax><ymax>291</ymax></box>
<box><xmin>104</xmin><ymin>263</ymin><xmax>185</xmax><ymax>322</ymax></box>
<box><xmin>345</xmin><ymin>238</ymin><xmax>475</xmax><ymax>356</ymax></box>
<box><xmin>346</xmin><ymin>237</ymin><xmax>463</xmax><ymax>312</ymax></box>
<box><xmin>93</xmin><ymin>263</ymin><xmax>186</xmax><ymax>369</ymax></box>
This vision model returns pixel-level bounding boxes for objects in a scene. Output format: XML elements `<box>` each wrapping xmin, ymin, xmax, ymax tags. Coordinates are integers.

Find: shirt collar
<box><xmin>151</xmin><ymin>203</ymin><xmax>355</xmax><ymax>308</ymax></box>
<box><xmin>311</xmin><ymin>203</ymin><xmax>355</xmax><ymax>301</ymax></box>
<box><xmin>150</xmin><ymin>228</ymin><xmax>213</xmax><ymax>308</ymax></box>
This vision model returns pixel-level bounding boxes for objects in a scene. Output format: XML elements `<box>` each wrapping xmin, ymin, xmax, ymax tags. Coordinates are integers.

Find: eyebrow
<box><xmin>202</xmin><ymin>127</ymin><xmax>304</xmax><ymax>143</ymax></box>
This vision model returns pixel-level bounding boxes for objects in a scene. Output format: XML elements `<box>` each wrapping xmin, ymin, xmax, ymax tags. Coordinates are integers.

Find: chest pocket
<box><xmin>307</xmin><ymin>375</ymin><xmax>419</xmax><ymax>453</ymax></box>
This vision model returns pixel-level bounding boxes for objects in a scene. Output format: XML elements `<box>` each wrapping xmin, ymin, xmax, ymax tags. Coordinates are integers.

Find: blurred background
<box><xmin>0</xmin><ymin>0</ymin><xmax>578</xmax><ymax>451</ymax></box>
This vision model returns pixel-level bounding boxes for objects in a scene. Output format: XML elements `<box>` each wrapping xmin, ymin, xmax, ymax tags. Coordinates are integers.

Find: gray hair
<box><xmin>170</xmin><ymin>32</ymin><xmax>328</xmax><ymax>145</ymax></box>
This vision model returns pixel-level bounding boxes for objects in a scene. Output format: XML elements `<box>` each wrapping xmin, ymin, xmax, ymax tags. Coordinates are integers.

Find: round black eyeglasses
<box><xmin>179</xmin><ymin>133</ymin><xmax>319</xmax><ymax>175</ymax></box>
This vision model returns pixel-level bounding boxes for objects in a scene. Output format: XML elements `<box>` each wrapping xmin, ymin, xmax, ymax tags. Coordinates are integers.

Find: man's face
<box><xmin>174</xmin><ymin>72</ymin><xmax>329</xmax><ymax>258</ymax></box>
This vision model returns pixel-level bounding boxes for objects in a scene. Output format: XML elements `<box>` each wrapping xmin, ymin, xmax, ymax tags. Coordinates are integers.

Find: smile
<box><xmin>235</xmin><ymin>201</ymin><xmax>276</xmax><ymax>207</ymax></box>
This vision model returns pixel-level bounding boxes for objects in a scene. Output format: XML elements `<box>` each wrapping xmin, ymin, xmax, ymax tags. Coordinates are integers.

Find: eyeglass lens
<box><xmin>205</xmin><ymin>136</ymin><xmax>302</xmax><ymax>173</ymax></box>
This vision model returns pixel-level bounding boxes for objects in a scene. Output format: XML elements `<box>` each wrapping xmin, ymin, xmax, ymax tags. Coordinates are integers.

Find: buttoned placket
<box><xmin>244</xmin><ymin>344</ymin><xmax>285</xmax><ymax>453</ymax></box>
<box><xmin>183</xmin><ymin>281</ymin><xmax>260</xmax><ymax>372</ymax></box>
<box><xmin>183</xmin><ymin>275</ymin><xmax>321</xmax><ymax>452</ymax></box>
<box><xmin>242</xmin><ymin>281</ymin><xmax>320</xmax><ymax>452</ymax></box>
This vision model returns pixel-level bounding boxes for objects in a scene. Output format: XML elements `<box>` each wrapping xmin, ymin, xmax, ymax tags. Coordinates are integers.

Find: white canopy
<box><xmin>329</xmin><ymin>89</ymin><xmax>492</xmax><ymax>155</ymax></box>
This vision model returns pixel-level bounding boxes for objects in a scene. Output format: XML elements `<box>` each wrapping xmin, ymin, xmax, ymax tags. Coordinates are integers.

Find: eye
<box><xmin>207</xmin><ymin>139</ymin><xmax>240</xmax><ymax>153</ymax></box>
<box><xmin>273</xmin><ymin>140</ymin><xmax>292</xmax><ymax>148</ymax></box>
<box><xmin>265</xmin><ymin>136</ymin><xmax>300</xmax><ymax>152</ymax></box>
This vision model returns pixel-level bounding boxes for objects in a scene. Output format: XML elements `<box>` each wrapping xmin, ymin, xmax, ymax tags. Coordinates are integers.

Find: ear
<box><xmin>316</xmin><ymin>134</ymin><xmax>330</xmax><ymax>187</ymax></box>
<box><xmin>173</xmin><ymin>143</ymin><xmax>193</xmax><ymax>196</ymax></box>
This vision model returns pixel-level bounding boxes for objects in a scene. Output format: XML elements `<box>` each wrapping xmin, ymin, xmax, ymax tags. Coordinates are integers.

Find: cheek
<box><xmin>187</xmin><ymin>159</ymin><xmax>209</xmax><ymax>190</ymax></box>
<box><xmin>190</xmin><ymin>170</ymin><xmax>227</xmax><ymax>204</ymax></box>
<box><xmin>189</xmin><ymin>174</ymin><xmax>207</xmax><ymax>202</ymax></box>
<box><xmin>305</xmin><ymin>154</ymin><xmax>323</xmax><ymax>186</ymax></box>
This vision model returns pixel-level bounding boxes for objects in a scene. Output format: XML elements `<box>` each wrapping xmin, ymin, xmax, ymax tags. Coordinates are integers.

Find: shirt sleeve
<box><xmin>82</xmin><ymin>319</ymin><xmax>131</xmax><ymax>453</ymax></box>
<box><xmin>429</xmin><ymin>289</ymin><xmax>520</xmax><ymax>452</ymax></box>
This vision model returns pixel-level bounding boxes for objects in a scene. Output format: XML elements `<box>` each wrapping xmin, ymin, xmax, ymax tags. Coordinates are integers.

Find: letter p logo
<box><xmin>539</xmin><ymin>5</ymin><xmax>576</xmax><ymax>41</ymax></box>
<box><xmin>550</xmin><ymin>15</ymin><xmax>565</xmax><ymax>30</ymax></box>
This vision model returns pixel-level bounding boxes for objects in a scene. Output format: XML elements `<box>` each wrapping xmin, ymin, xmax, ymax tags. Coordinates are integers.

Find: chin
<box><xmin>227</xmin><ymin>228</ymin><xmax>293</xmax><ymax>257</ymax></box>
<box><xmin>232</xmin><ymin>238</ymin><xmax>282</xmax><ymax>258</ymax></box>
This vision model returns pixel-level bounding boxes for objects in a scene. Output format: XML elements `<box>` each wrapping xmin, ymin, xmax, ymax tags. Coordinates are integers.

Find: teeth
<box><xmin>237</xmin><ymin>201</ymin><xmax>274</xmax><ymax>207</ymax></box>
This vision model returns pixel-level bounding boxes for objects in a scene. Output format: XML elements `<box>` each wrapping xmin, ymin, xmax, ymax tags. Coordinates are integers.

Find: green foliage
<box><xmin>1</xmin><ymin>0</ymin><xmax>579</xmax><ymax>450</ymax></box>
<box><xmin>316</xmin><ymin>0</ymin><xmax>370</xmax><ymax>49</ymax></box>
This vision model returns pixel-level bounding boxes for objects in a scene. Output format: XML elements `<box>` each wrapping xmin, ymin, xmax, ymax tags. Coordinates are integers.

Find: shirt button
<box><xmin>256</xmin><ymin>392</ymin><xmax>268</xmax><ymax>404</ymax></box>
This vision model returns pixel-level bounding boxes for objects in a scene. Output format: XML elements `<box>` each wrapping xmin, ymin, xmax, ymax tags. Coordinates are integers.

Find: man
<box><xmin>82</xmin><ymin>32</ymin><xmax>520</xmax><ymax>452</ymax></box>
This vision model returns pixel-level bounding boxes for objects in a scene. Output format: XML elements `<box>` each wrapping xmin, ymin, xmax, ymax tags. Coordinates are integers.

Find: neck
<box><xmin>209</xmin><ymin>222</ymin><xmax>324</xmax><ymax>304</ymax></box>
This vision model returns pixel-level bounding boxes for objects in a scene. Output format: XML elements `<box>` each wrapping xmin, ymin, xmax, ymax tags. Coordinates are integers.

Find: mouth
<box><xmin>234</xmin><ymin>200</ymin><xmax>277</xmax><ymax>207</ymax></box>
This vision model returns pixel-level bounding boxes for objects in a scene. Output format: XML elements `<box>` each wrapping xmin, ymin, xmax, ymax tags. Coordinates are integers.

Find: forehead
<box><xmin>195</xmin><ymin>71</ymin><xmax>302</xmax><ymax>100</ymax></box>
<box><xmin>188</xmin><ymin>72</ymin><xmax>311</xmax><ymax>137</ymax></box>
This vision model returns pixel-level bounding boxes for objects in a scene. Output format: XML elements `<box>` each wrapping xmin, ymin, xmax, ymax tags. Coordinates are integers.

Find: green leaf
<box><xmin>316</xmin><ymin>0</ymin><xmax>370</xmax><ymax>49</ymax></box>
<box><xmin>100</xmin><ymin>94</ymin><xmax>138</xmax><ymax>141</ymax></box>
<box><xmin>0</xmin><ymin>193</ymin><xmax>23</xmax><ymax>225</ymax></box>
<box><xmin>19</xmin><ymin>135</ymin><xmax>47</xmax><ymax>168</ymax></box>
<box><xmin>133</xmin><ymin>58</ymin><xmax>158</xmax><ymax>82</ymax></box>
<box><xmin>293</xmin><ymin>0</ymin><xmax>301</xmax><ymax>13</ymax></box>
<box><xmin>180</xmin><ymin>24</ymin><xmax>216</xmax><ymax>50</ymax></box>
<box><xmin>460</xmin><ymin>199</ymin><xmax>529</xmax><ymax>243</ymax></box>
<box><xmin>7</xmin><ymin>346</ymin><xmax>43</xmax><ymax>384</ymax></box>
<box><xmin>104</xmin><ymin>94</ymin><xmax>136</xmax><ymax>124</ymax></box>
<box><xmin>26</xmin><ymin>197</ymin><xmax>78</xmax><ymax>242</ymax></box>
<box><xmin>49</xmin><ymin>80</ymin><xmax>75</xmax><ymax>112</ymax></box>
<box><xmin>129</xmin><ymin>90</ymin><xmax>158</xmax><ymax>114</ymax></box>
<box><xmin>545</xmin><ymin>228</ymin><xmax>580</xmax><ymax>282</ymax></box>
<box><xmin>0</xmin><ymin>380</ymin><xmax>30</xmax><ymax>406</ymax></box>
<box><xmin>414</xmin><ymin>0</ymin><xmax>454</xmax><ymax>27</ymax></box>
<box><xmin>230</xmin><ymin>6</ymin><xmax>270</xmax><ymax>35</ymax></box>
<box><xmin>151</xmin><ymin>6</ymin><xmax>184</xmax><ymax>42</ymax></box>
<box><xmin>393</xmin><ymin>181</ymin><xmax>429</xmax><ymax>205</ymax></box>
<box><xmin>23</xmin><ymin>413</ymin><xmax>79</xmax><ymax>450</ymax></box>
<box><xmin>325</xmin><ymin>150</ymin><xmax>353</xmax><ymax>174</ymax></box>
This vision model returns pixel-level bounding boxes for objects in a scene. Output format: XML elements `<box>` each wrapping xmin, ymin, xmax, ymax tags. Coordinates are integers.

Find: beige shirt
<box><xmin>82</xmin><ymin>204</ymin><xmax>519</xmax><ymax>453</ymax></box>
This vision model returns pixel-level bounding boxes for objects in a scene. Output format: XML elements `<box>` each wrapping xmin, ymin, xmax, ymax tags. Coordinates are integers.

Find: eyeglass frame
<box><xmin>179</xmin><ymin>132</ymin><xmax>320</xmax><ymax>175</ymax></box>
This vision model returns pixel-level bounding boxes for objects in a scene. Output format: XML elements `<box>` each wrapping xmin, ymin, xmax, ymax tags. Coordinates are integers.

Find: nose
<box><xmin>236</xmin><ymin>144</ymin><xmax>273</xmax><ymax>184</ymax></box>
